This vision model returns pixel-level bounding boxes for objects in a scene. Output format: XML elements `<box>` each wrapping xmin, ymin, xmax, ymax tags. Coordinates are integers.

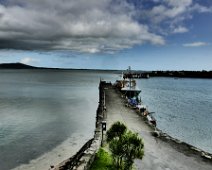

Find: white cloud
<box><xmin>165</xmin><ymin>0</ymin><xmax>192</xmax><ymax>7</ymax></box>
<box><xmin>147</xmin><ymin>0</ymin><xmax>192</xmax><ymax>23</ymax></box>
<box><xmin>173</xmin><ymin>26</ymin><xmax>189</xmax><ymax>33</ymax></box>
<box><xmin>183</xmin><ymin>42</ymin><xmax>209</xmax><ymax>47</ymax></box>
<box><xmin>20</xmin><ymin>57</ymin><xmax>40</xmax><ymax>65</ymax></box>
<box><xmin>137</xmin><ymin>0</ymin><xmax>212</xmax><ymax>35</ymax></box>
<box><xmin>190</xmin><ymin>4</ymin><xmax>212</xmax><ymax>13</ymax></box>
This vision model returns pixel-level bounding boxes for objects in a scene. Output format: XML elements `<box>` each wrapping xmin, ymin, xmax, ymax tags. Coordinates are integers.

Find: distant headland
<box><xmin>0</xmin><ymin>63</ymin><xmax>119</xmax><ymax>73</ymax></box>
<box><xmin>128</xmin><ymin>70</ymin><xmax>212</xmax><ymax>79</ymax></box>
<box><xmin>0</xmin><ymin>63</ymin><xmax>45</xmax><ymax>69</ymax></box>
<box><xmin>0</xmin><ymin>63</ymin><xmax>211</xmax><ymax>78</ymax></box>
<box><xmin>0</xmin><ymin>63</ymin><xmax>116</xmax><ymax>72</ymax></box>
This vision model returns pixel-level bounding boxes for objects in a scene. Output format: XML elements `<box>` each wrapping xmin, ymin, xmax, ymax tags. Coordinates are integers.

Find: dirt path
<box><xmin>105</xmin><ymin>87</ymin><xmax>212</xmax><ymax>170</ymax></box>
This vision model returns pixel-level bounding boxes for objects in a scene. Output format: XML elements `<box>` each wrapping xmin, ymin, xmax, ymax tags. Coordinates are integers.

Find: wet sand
<box><xmin>11</xmin><ymin>132</ymin><xmax>92</xmax><ymax>170</ymax></box>
<box><xmin>105</xmin><ymin>87</ymin><xmax>212</xmax><ymax>170</ymax></box>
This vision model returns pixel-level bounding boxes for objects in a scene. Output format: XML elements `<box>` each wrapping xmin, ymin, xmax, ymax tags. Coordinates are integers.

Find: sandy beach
<box><xmin>105</xmin><ymin>87</ymin><xmax>212</xmax><ymax>170</ymax></box>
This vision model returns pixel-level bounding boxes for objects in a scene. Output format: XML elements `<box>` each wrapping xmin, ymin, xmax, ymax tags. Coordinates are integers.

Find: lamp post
<box><xmin>101</xmin><ymin>121</ymin><xmax>106</xmax><ymax>146</ymax></box>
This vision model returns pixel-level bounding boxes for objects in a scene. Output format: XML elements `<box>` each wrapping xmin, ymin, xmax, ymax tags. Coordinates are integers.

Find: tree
<box><xmin>106</xmin><ymin>121</ymin><xmax>144</xmax><ymax>170</ymax></box>
<box><xmin>109</xmin><ymin>137</ymin><xmax>125</xmax><ymax>169</ymax></box>
<box><xmin>121</xmin><ymin>131</ymin><xmax>144</xmax><ymax>169</ymax></box>
<box><xmin>106</xmin><ymin>121</ymin><xmax>127</xmax><ymax>143</ymax></box>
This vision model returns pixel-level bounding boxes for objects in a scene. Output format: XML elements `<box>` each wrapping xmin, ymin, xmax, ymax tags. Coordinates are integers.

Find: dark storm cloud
<box><xmin>0</xmin><ymin>0</ymin><xmax>211</xmax><ymax>53</ymax></box>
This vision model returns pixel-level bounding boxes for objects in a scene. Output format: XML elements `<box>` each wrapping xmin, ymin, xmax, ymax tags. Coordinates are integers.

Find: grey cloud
<box><xmin>0</xmin><ymin>0</ymin><xmax>211</xmax><ymax>53</ymax></box>
<box><xmin>0</xmin><ymin>0</ymin><xmax>164</xmax><ymax>53</ymax></box>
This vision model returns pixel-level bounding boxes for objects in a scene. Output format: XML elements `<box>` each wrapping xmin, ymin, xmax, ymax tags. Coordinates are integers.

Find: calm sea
<box><xmin>0</xmin><ymin>71</ymin><xmax>211</xmax><ymax>170</ymax></box>
<box><xmin>137</xmin><ymin>78</ymin><xmax>212</xmax><ymax>153</ymax></box>
<box><xmin>0</xmin><ymin>70</ymin><xmax>118</xmax><ymax>170</ymax></box>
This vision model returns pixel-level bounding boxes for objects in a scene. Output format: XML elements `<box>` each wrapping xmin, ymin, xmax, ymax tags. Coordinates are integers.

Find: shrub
<box><xmin>107</xmin><ymin>121</ymin><xmax>144</xmax><ymax>170</ymax></box>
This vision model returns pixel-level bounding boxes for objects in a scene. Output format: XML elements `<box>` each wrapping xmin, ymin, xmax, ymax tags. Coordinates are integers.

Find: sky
<box><xmin>0</xmin><ymin>0</ymin><xmax>211</xmax><ymax>70</ymax></box>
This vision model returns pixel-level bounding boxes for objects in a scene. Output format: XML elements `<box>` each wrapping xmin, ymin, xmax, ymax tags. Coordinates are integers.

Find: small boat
<box><xmin>146</xmin><ymin>113</ymin><xmax>156</xmax><ymax>126</ymax></box>
<box><xmin>120</xmin><ymin>66</ymin><xmax>141</xmax><ymax>99</ymax></box>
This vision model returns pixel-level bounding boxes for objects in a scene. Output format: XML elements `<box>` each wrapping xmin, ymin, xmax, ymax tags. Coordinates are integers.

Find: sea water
<box><xmin>137</xmin><ymin>77</ymin><xmax>212</xmax><ymax>153</ymax></box>
<box><xmin>0</xmin><ymin>70</ymin><xmax>118</xmax><ymax>170</ymax></box>
<box><xmin>1</xmin><ymin>71</ymin><xmax>212</xmax><ymax>170</ymax></box>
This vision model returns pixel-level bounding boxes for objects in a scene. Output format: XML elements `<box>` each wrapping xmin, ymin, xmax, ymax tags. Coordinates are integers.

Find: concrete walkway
<box><xmin>105</xmin><ymin>87</ymin><xmax>212</xmax><ymax>170</ymax></box>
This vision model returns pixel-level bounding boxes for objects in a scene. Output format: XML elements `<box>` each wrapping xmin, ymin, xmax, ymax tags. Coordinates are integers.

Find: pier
<box><xmin>55</xmin><ymin>81</ymin><xmax>212</xmax><ymax>170</ymax></box>
<box><xmin>105</xmin><ymin>85</ymin><xmax>212</xmax><ymax>170</ymax></box>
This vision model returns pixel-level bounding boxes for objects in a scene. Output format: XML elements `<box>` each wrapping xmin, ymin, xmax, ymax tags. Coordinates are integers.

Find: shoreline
<box><xmin>120</xmin><ymin>86</ymin><xmax>212</xmax><ymax>159</ymax></box>
<box><xmin>137</xmin><ymin>102</ymin><xmax>212</xmax><ymax>158</ymax></box>
<box><xmin>0</xmin><ymin>63</ymin><xmax>211</xmax><ymax>79</ymax></box>
<box><xmin>157</xmin><ymin>130</ymin><xmax>212</xmax><ymax>159</ymax></box>
<box><xmin>146</xmin><ymin>116</ymin><xmax>212</xmax><ymax>159</ymax></box>
<box><xmin>11</xmin><ymin>132</ymin><xmax>92</xmax><ymax>170</ymax></box>
<box><xmin>116</xmin><ymin>84</ymin><xmax>212</xmax><ymax>157</ymax></box>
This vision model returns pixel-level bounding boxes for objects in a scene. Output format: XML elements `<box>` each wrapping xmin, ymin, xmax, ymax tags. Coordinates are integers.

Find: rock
<box><xmin>191</xmin><ymin>147</ymin><xmax>202</xmax><ymax>152</ymax></box>
<box><xmin>201</xmin><ymin>152</ymin><xmax>212</xmax><ymax>159</ymax></box>
<box><xmin>151</xmin><ymin>130</ymin><xmax>160</xmax><ymax>137</ymax></box>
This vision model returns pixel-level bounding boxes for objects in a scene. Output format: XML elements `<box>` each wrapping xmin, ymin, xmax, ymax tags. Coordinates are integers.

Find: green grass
<box><xmin>89</xmin><ymin>148</ymin><xmax>116</xmax><ymax>170</ymax></box>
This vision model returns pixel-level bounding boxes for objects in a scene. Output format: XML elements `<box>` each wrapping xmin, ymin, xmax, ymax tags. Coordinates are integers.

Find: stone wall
<box><xmin>54</xmin><ymin>81</ymin><xmax>111</xmax><ymax>170</ymax></box>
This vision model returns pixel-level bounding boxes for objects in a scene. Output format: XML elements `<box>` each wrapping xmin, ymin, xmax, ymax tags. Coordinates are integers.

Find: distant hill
<box><xmin>0</xmin><ymin>63</ymin><xmax>121</xmax><ymax>73</ymax></box>
<box><xmin>0</xmin><ymin>63</ymin><xmax>38</xmax><ymax>69</ymax></box>
<box><xmin>0</xmin><ymin>63</ymin><xmax>122</xmax><ymax>73</ymax></box>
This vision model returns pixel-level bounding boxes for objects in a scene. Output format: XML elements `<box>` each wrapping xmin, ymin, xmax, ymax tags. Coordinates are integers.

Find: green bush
<box><xmin>90</xmin><ymin>148</ymin><xmax>116</xmax><ymax>170</ymax></box>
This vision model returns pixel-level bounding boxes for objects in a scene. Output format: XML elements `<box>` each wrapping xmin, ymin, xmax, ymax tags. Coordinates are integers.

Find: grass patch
<box><xmin>90</xmin><ymin>148</ymin><xmax>116</xmax><ymax>170</ymax></box>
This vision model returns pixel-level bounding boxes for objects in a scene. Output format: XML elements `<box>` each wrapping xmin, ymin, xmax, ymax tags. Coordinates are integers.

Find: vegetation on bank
<box><xmin>149</xmin><ymin>70</ymin><xmax>212</xmax><ymax>78</ymax></box>
<box><xmin>90</xmin><ymin>121</ymin><xmax>144</xmax><ymax>170</ymax></box>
